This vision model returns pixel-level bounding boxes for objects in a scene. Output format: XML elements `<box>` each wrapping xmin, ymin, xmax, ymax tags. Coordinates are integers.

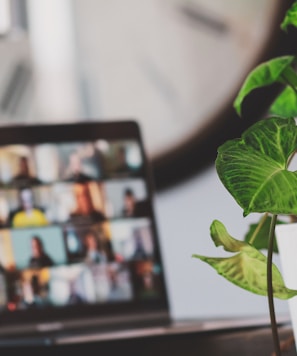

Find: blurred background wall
<box><xmin>0</xmin><ymin>0</ymin><xmax>293</xmax><ymax>320</ymax></box>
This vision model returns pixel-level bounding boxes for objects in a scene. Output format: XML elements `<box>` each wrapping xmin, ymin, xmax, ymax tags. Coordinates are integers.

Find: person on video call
<box><xmin>122</xmin><ymin>188</ymin><xmax>148</xmax><ymax>218</ymax></box>
<box><xmin>9</xmin><ymin>188</ymin><xmax>49</xmax><ymax>228</ymax></box>
<box><xmin>28</xmin><ymin>235</ymin><xmax>54</xmax><ymax>268</ymax></box>
<box><xmin>132</xmin><ymin>230</ymin><xmax>149</xmax><ymax>260</ymax></box>
<box><xmin>10</xmin><ymin>156</ymin><xmax>42</xmax><ymax>188</ymax></box>
<box><xmin>64</xmin><ymin>152</ymin><xmax>94</xmax><ymax>183</ymax></box>
<box><xmin>83</xmin><ymin>230</ymin><xmax>108</xmax><ymax>264</ymax></box>
<box><xmin>114</xmin><ymin>146</ymin><xmax>130</xmax><ymax>174</ymax></box>
<box><xmin>107</xmin><ymin>265</ymin><xmax>130</xmax><ymax>301</ymax></box>
<box><xmin>22</xmin><ymin>274</ymin><xmax>49</xmax><ymax>308</ymax></box>
<box><xmin>122</xmin><ymin>188</ymin><xmax>137</xmax><ymax>217</ymax></box>
<box><xmin>69</xmin><ymin>183</ymin><xmax>106</xmax><ymax>225</ymax></box>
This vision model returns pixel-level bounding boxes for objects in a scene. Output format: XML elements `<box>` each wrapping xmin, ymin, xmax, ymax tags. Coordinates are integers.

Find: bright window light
<box><xmin>0</xmin><ymin>0</ymin><xmax>11</xmax><ymax>34</ymax></box>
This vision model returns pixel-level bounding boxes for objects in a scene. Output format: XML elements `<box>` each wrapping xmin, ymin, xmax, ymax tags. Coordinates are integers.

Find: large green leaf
<box><xmin>281</xmin><ymin>1</ymin><xmax>297</xmax><ymax>31</ymax></box>
<box><xmin>216</xmin><ymin>117</ymin><xmax>297</xmax><ymax>216</ymax></box>
<box><xmin>193</xmin><ymin>220</ymin><xmax>297</xmax><ymax>299</ymax></box>
<box><xmin>234</xmin><ymin>56</ymin><xmax>296</xmax><ymax>116</ymax></box>
<box><xmin>269</xmin><ymin>86</ymin><xmax>297</xmax><ymax>117</ymax></box>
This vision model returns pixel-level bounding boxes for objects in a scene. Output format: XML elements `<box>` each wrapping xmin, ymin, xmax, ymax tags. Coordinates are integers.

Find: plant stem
<box><xmin>248</xmin><ymin>213</ymin><xmax>268</xmax><ymax>245</ymax></box>
<box><xmin>267</xmin><ymin>214</ymin><xmax>281</xmax><ymax>356</ymax></box>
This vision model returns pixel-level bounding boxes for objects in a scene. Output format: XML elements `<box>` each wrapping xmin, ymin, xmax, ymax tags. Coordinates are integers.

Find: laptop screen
<box><xmin>0</xmin><ymin>120</ymin><xmax>169</xmax><ymax>337</ymax></box>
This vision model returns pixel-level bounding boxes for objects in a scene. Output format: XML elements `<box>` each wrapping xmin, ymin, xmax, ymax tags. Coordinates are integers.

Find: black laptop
<box><xmin>0</xmin><ymin>119</ymin><xmax>285</xmax><ymax>350</ymax></box>
<box><xmin>0</xmin><ymin>120</ymin><xmax>171</xmax><ymax>346</ymax></box>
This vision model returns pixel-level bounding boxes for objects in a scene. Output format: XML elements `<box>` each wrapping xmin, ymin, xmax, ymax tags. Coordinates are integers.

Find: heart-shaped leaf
<box><xmin>193</xmin><ymin>220</ymin><xmax>297</xmax><ymax>299</ymax></box>
<box><xmin>234</xmin><ymin>56</ymin><xmax>296</xmax><ymax>116</ymax></box>
<box><xmin>216</xmin><ymin>116</ymin><xmax>297</xmax><ymax>216</ymax></box>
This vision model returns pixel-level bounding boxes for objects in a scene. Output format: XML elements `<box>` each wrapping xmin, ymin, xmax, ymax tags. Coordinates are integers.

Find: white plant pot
<box><xmin>275</xmin><ymin>222</ymin><xmax>297</xmax><ymax>350</ymax></box>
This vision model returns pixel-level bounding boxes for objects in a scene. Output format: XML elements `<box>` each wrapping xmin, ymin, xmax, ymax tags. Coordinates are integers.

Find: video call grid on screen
<box><xmin>0</xmin><ymin>121</ymin><xmax>167</xmax><ymax>325</ymax></box>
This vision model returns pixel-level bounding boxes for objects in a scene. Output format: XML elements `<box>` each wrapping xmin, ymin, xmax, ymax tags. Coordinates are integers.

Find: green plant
<box><xmin>193</xmin><ymin>2</ymin><xmax>297</xmax><ymax>356</ymax></box>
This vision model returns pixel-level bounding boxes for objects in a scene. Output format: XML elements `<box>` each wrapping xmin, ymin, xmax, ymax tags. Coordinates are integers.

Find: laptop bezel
<box><xmin>0</xmin><ymin>119</ymin><xmax>170</xmax><ymax>337</ymax></box>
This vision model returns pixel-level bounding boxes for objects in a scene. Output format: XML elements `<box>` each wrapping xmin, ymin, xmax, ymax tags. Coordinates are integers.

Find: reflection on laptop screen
<box><xmin>0</xmin><ymin>121</ymin><xmax>169</xmax><ymax>337</ymax></box>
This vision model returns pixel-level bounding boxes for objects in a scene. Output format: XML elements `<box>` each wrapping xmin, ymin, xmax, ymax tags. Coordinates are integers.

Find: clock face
<box><xmin>33</xmin><ymin>0</ymin><xmax>292</xmax><ymax>189</ymax></box>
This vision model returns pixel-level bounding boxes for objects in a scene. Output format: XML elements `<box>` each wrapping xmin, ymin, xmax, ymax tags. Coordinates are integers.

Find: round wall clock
<box><xmin>72</xmin><ymin>0</ymin><xmax>295</xmax><ymax>190</ymax></box>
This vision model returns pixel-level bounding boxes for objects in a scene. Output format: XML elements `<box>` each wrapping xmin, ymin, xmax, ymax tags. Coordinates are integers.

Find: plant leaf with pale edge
<box><xmin>216</xmin><ymin>117</ymin><xmax>297</xmax><ymax>217</ymax></box>
<box><xmin>281</xmin><ymin>1</ymin><xmax>297</xmax><ymax>31</ymax></box>
<box><xmin>234</xmin><ymin>56</ymin><xmax>295</xmax><ymax>116</ymax></box>
<box><xmin>193</xmin><ymin>220</ymin><xmax>297</xmax><ymax>299</ymax></box>
<box><xmin>270</xmin><ymin>86</ymin><xmax>297</xmax><ymax>117</ymax></box>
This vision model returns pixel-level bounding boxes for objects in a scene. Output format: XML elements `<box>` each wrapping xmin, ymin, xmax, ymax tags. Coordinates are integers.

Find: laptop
<box><xmin>0</xmin><ymin>120</ymin><xmax>289</xmax><ymax>349</ymax></box>
<box><xmin>0</xmin><ymin>119</ymin><xmax>172</xmax><ymax>346</ymax></box>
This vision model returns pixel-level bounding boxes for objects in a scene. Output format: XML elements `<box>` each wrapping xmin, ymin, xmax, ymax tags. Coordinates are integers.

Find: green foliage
<box><xmin>234</xmin><ymin>56</ymin><xmax>296</xmax><ymax>116</ymax></box>
<box><xmin>270</xmin><ymin>86</ymin><xmax>297</xmax><ymax>117</ymax></box>
<box><xmin>195</xmin><ymin>1</ymin><xmax>297</xmax><ymax>301</ymax></box>
<box><xmin>193</xmin><ymin>220</ymin><xmax>297</xmax><ymax>299</ymax></box>
<box><xmin>194</xmin><ymin>4</ymin><xmax>297</xmax><ymax>354</ymax></box>
<box><xmin>216</xmin><ymin>117</ymin><xmax>297</xmax><ymax>217</ymax></box>
<box><xmin>243</xmin><ymin>215</ymin><xmax>285</xmax><ymax>253</ymax></box>
<box><xmin>281</xmin><ymin>1</ymin><xmax>297</xmax><ymax>31</ymax></box>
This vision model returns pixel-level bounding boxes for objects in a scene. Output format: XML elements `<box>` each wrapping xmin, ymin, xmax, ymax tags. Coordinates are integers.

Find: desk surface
<box><xmin>0</xmin><ymin>315</ymin><xmax>295</xmax><ymax>356</ymax></box>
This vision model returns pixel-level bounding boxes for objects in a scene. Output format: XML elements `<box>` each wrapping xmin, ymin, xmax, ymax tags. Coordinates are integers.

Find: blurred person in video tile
<box><xmin>132</xmin><ymin>230</ymin><xmax>149</xmax><ymax>260</ymax></box>
<box><xmin>28</xmin><ymin>236</ymin><xmax>54</xmax><ymax>268</ymax></box>
<box><xmin>107</xmin><ymin>264</ymin><xmax>132</xmax><ymax>301</ymax></box>
<box><xmin>64</xmin><ymin>151</ymin><xmax>94</xmax><ymax>183</ymax></box>
<box><xmin>83</xmin><ymin>229</ymin><xmax>108</xmax><ymax>264</ymax></box>
<box><xmin>10</xmin><ymin>156</ymin><xmax>41</xmax><ymax>188</ymax></box>
<box><xmin>122</xmin><ymin>188</ymin><xmax>136</xmax><ymax>217</ymax></box>
<box><xmin>114</xmin><ymin>145</ymin><xmax>131</xmax><ymax>175</ymax></box>
<box><xmin>10</xmin><ymin>188</ymin><xmax>49</xmax><ymax>228</ymax></box>
<box><xmin>69</xmin><ymin>183</ymin><xmax>106</xmax><ymax>225</ymax></box>
<box><xmin>22</xmin><ymin>274</ymin><xmax>50</xmax><ymax>308</ymax></box>
<box><xmin>122</xmin><ymin>187</ymin><xmax>149</xmax><ymax>218</ymax></box>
